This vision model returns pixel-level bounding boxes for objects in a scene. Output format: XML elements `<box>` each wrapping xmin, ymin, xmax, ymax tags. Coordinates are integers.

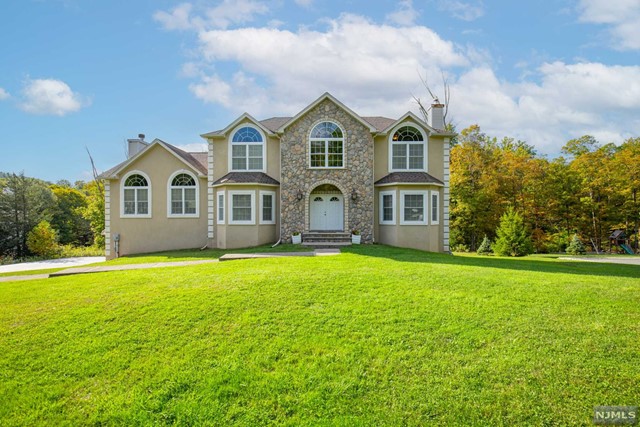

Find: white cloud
<box><xmin>154</xmin><ymin>0</ymin><xmax>269</xmax><ymax>31</ymax></box>
<box><xmin>578</xmin><ymin>0</ymin><xmax>640</xmax><ymax>50</ymax></box>
<box><xmin>19</xmin><ymin>78</ymin><xmax>87</xmax><ymax>116</ymax></box>
<box><xmin>386</xmin><ymin>0</ymin><xmax>419</xmax><ymax>26</ymax></box>
<box><xmin>438</xmin><ymin>0</ymin><xmax>484</xmax><ymax>22</ymax></box>
<box><xmin>450</xmin><ymin>62</ymin><xmax>640</xmax><ymax>152</ymax></box>
<box><xmin>0</xmin><ymin>87</ymin><xmax>9</xmax><ymax>100</ymax></box>
<box><xmin>190</xmin><ymin>13</ymin><xmax>467</xmax><ymax>116</ymax></box>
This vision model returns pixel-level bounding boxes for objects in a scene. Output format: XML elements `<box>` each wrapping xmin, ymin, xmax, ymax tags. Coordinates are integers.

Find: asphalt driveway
<box><xmin>0</xmin><ymin>257</ymin><xmax>106</xmax><ymax>273</ymax></box>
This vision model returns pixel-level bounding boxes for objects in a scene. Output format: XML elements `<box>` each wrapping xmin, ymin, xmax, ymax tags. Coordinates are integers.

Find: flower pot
<box><xmin>351</xmin><ymin>234</ymin><xmax>361</xmax><ymax>244</ymax></box>
<box><xmin>292</xmin><ymin>234</ymin><xmax>302</xmax><ymax>244</ymax></box>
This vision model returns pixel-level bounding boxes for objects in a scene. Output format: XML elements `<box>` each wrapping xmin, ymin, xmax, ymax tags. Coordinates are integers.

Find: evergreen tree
<box><xmin>477</xmin><ymin>235</ymin><xmax>493</xmax><ymax>255</ymax></box>
<box><xmin>565</xmin><ymin>234</ymin><xmax>587</xmax><ymax>255</ymax></box>
<box><xmin>493</xmin><ymin>208</ymin><xmax>534</xmax><ymax>257</ymax></box>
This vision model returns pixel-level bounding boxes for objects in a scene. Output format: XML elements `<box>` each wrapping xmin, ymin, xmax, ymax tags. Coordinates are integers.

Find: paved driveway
<box><xmin>0</xmin><ymin>257</ymin><xmax>106</xmax><ymax>273</ymax></box>
<box><xmin>562</xmin><ymin>256</ymin><xmax>640</xmax><ymax>266</ymax></box>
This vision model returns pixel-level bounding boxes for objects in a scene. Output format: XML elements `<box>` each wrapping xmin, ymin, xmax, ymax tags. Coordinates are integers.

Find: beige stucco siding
<box><xmin>214</xmin><ymin>184</ymin><xmax>278</xmax><ymax>249</ymax></box>
<box><xmin>107</xmin><ymin>144</ymin><xmax>208</xmax><ymax>258</ymax></box>
<box><xmin>210</xmin><ymin>118</ymin><xmax>280</xmax><ymax>182</ymax></box>
<box><xmin>374</xmin><ymin>184</ymin><xmax>443</xmax><ymax>252</ymax></box>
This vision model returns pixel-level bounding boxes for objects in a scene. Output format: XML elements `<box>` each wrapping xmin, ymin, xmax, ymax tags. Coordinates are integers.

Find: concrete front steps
<box><xmin>301</xmin><ymin>232</ymin><xmax>352</xmax><ymax>248</ymax></box>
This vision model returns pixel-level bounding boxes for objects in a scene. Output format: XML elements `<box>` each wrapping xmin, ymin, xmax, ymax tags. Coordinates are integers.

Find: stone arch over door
<box><xmin>305</xmin><ymin>180</ymin><xmax>349</xmax><ymax>232</ymax></box>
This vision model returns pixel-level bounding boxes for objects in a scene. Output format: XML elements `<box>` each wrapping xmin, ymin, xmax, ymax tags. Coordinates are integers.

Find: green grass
<box><xmin>1</xmin><ymin>245</ymin><xmax>639</xmax><ymax>425</ymax></box>
<box><xmin>98</xmin><ymin>243</ymin><xmax>313</xmax><ymax>265</ymax></box>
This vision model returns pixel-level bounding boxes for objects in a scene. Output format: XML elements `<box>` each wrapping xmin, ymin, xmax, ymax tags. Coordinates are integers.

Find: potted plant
<box><xmin>351</xmin><ymin>229</ymin><xmax>361</xmax><ymax>244</ymax></box>
<box><xmin>291</xmin><ymin>232</ymin><xmax>302</xmax><ymax>244</ymax></box>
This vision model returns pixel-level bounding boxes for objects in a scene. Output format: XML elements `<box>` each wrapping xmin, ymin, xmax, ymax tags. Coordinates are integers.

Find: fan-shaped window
<box><xmin>231</xmin><ymin>126</ymin><xmax>264</xmax><ymax>171</ymax></box>
<box><xmin>313</xmin><ymin>197</ymin><xmax>324</xmax><ymax>202</ymax></box>
<box><xmin>168</xmin><ymin>172</ymin><xmax>198</xmax><ymax>217</ymax></box>
<box><xmin>330</xmin><ymin>197</ymin><xmax>340</xmax><ymax>202</ymax></box>
<box><xmin>310</xmin><ymin>122</ymin><xmax>344</xmax><ymax>168</ymax></box>
<box><xmin>122</xmin><ymin>173</ymin><xmax>150</xmax><ymax>216</ymax></box>
<box><xmin>390</xmin><ymin>125</ymin><xmax>426</xmax><ymax>171</ymax></box>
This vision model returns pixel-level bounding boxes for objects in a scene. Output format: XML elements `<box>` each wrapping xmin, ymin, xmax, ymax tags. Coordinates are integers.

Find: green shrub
<box><xmin>477</xmin><ymin>236</ymin><xmax>493</xmax><ymax>255</ymax></box>
<box><xmin>26</xmin><ymin>220</ymin><xmax>61</xmax><ymax>258</ymax></box>
<box><xmin>59</xmin><ymin>244</ymin><xmax>104</xmax><ymax>257</ymax></box>
<box><xmin>452</xmin><ymin>243</ymin><xmax>470</xmax><ymax>253</ymax></box>
<box><xmin>493</xmin><ymin>208</ymin><xmax>533</xmax><ymax>257</ymax></box>
<box><xmin>565</xmin><ymin>234</ymin><xmax>587</xmax><ymax>255</ymax></box>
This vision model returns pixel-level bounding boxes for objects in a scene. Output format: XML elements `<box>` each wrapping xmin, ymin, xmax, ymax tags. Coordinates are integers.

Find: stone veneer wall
<box><xmin>280</xmin><ymin>99</ymin><xmax>374</xmax><ymax>242</ymax></box>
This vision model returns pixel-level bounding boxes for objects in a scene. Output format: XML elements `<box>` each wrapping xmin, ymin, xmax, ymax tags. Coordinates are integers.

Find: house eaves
<box><xmin>377</xmin><ymin>111</ymin><xmax>456</xmax><ymax>137</ymax></box>
<box><xmin>200</xmin><ymin>112</ymin><xmax>277</xmax><ymax>139</ymax></box>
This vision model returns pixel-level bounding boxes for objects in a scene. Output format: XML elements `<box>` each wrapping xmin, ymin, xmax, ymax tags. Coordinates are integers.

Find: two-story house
<box><xmin>100</xmin><ymin>93</ymin><xmax>452</xmax><ymax>259</ymax></box>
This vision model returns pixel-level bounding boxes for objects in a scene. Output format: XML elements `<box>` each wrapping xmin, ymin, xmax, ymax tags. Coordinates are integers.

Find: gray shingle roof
<box><xmin>260</xmin><ymin>117</ymin><xmax>290</xmax><ymax>133</ymax></box>
<box><xmin>375</xmin><ymin>172</ymin><xmax>444</xmax><ymax>186</ymax></box>
<box><xmin>164</xmin><ymin>144</ymin><xmax>208</xmax><ymax>175</ymax></box>
<box><xmin>361</xmin><ymin>116</ymin><xmax>396</xmax><ymax>132</ymax></box>
<box><xmin>212</xmin><ymin>172</ymin><xmax>280</xmax><ymax>186</ymax></box>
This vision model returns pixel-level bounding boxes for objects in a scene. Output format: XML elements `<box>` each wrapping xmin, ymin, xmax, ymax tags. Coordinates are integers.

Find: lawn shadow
<box><xmin>343</xmin><ymin>245</ymin><xmax>640</xmax><ymax>280</ymax></box>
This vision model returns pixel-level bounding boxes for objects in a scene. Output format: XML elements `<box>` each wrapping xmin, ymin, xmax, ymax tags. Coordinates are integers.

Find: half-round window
<box><xmin>231</xmin><ymin>126</ymin><xmax>264</xmax><ymax>171</ymax></box>
<box><xmin>123</xmin><ymin>173</ymin><xmax>149</xmax><ymax>216</ymax></box>
<box><xmin>169</xmin><ymin>172</ymin><xmax>198</xmax><ymax>216</ymax></box>
<box><xmin>391</xmin><ymin>125</ymin><xmax>426</xmax><ymax>170</ymax></box>
<box><xmin>310</xmin><ymin>122</ymin><xmax>344</xmax><ymax>168</ymax></box>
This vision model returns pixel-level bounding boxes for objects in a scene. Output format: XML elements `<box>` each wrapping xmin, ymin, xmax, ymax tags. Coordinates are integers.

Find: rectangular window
<box><xmin>232</xmin><ymin>145</ymin><xmax>247</xmax><ymax>170</ymax></box>
<box><xmin>391</xmin><ymin>143</ymin><xmax>425</xmax><ymax>171</ymax></box>
<box><xmin>170</xmin><ymin>188</ymin><xmax>182</xmax><ymax>215</ymax></box>
<box><xmin>184</xmin><ymin>188</ymin><xmax>197</xmax><ymax>214</ymax></box>
<box><xmin>124</xmin><ymin>189</ymin><xmax>136</xmax><ymax>215</ymax></box>
<box><xmin>400</xmin><ymin>191</ymin><xmax>427</xmax><ymax>225</ymax></box>
<box><xmin>231</xmin><ymin>143</ymin><xmax>264</xmax><ymax>171</ymax></box>
<box><xmin>431</xmin><ymin>191</ymin><xmax>439</xmax><ymax>225</ymax></box>
<box><xmin>310</xmin><ymin>140</ymin><xmax>343</xmax><ymax>168</ymax></box>
<box><xmin>217</xmin><ymin>191</ymin><xmax>225</xmax><ymax>224</ymax></box>
<box><xmin>230</xmin><ymin>191</ymin><xmax>255</xmax><ymax>224</ymax></box>
<box><xmin>379</xmin><ymin>191</ymin><xmax>396</xmax><ymax>225</ymax></box>
<box><xmin>260</xmin><ymin>191</ymin><xmax>276</xmax><ymax>224</ymax></box>
<box><xmin>136</xmin><ymin>189</ymin><xmax>149</xmax><ymax>215</ymax></box>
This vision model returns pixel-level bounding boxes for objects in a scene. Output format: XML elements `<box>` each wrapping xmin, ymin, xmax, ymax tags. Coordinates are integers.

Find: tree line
<box><xmin>0</xmin><ymin>172</ymin><xmax>104</xmax><ymax>261</ymax></box>
<box><xmin>450</xmin><ymin>125</ymin><xmax>640</xmax><ymax>253</ymax></box>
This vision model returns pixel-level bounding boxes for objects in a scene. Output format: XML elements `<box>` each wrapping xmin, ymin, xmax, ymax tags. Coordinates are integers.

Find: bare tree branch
<box><xmin>85</xmin><ymin>146</ymin><xmax>104</xmax><ymax>199</ymax></box>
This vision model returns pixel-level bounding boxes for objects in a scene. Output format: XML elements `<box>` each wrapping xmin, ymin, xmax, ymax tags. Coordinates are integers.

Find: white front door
<box><xmin>310</xmin><ymin>194</ymin><xmax>344</xmax><ymax>230</ymax></box>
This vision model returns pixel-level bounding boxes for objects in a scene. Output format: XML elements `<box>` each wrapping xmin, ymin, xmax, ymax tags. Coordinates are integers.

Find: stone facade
<box><xmin>280</xmin><ymin>99</ymin><xmax>374</xmax><ymax>242</ymax></box>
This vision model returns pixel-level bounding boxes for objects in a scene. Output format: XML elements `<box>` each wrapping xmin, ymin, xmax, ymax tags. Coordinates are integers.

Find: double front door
<box><xmin>310</xmin><ymin>194</ymin><xmax>344</xmax><ymax>231</ymax></box>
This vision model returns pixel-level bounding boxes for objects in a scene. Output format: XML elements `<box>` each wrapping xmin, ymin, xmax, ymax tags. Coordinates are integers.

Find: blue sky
<box><xmin>1</xmin><ymin>0</ymin><xmax>639</xmax><ymax>182</ymax></box>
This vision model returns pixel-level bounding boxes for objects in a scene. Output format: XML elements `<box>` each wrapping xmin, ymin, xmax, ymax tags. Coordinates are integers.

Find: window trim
<box><xmin>259</xmin><ymin>190</ymin><xmax>276</xmax><ymax>225</ymax></box>
<box><xmin>120</xmin><ymin>170</ymin><xmax>152</xmax><ymax>218</ymax></box>
<box><xmin>388</xmin><ymin>122</ymin><xmax>428</xmax><ymax>172</ymax></box>
<box><xmin>431</xmin><ymin>190</ymin><xmax>440</xmax><ymax>225</ymax></box>
<box><xmin>217</xmin><ymin>191</ymin><xmax>225</xmax><ymax>225</ymax></box>
<box><xmin>166</xmin><ymin>170</ymin><xmax>200</xmax><ymax>218</ymax></box>
<box><xmin>379</xmin><ymin>190</ymin><xmax>396</xmax><ymax>225</ymax></box>
<box><xmin>308</xmin><ymin>121</ymin><xmax>346</xmax><ymax>169</ymax></box>
<box><xmin>229</xmin><ymin>190</ymin><xmax>256</xmax><ymax>225</ymax></box>
<box><xmin>400</xmin><ymin>190</ymin><xmax>428</xmax><ymax>225</ymax></box>
<box><xmin>228</xmin><ymin>124</ymin><xmax>266</xmax><ymax>172</ymax></box>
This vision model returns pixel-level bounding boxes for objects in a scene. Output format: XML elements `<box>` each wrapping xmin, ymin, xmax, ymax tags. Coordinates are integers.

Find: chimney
<box><xmin>430</xmin><ymin>100</ymin><xmax>445</xmax><ymax>130</ymax></box>
<box><xmin>127</xmin><ymin>133</ymin><xmax>149</xmax><ymax>158</ymax></box>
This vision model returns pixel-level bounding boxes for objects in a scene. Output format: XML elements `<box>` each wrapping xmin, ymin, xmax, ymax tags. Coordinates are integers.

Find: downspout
<box><xmin>272</xmin><ymin>131</ymin><xmax>283</xmax><ymax>248</ymax></box>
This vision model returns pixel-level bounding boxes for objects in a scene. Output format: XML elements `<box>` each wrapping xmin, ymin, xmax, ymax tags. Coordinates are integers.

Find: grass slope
<box><xmin>1</xmin><ymin>246</ymin><xmax>639</xmax><ymax>425</ymax></box>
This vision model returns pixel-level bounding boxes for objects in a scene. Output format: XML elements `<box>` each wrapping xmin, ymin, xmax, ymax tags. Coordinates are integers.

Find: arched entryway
<box><xmin>309</xmin><ymin>184</ymin><xmax>344</xmax><ymax>231</ymax></box>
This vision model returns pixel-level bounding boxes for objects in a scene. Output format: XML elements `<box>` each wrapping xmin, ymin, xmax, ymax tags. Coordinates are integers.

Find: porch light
<box><xmin>351</xmin><ymin>190</ymin><xmax>358</xmax><ymax>201</ymax></box>
<box><xmin>296</xmin><ymin>191</ymin><xmax>304</xmax><ymax>201</ymax></box>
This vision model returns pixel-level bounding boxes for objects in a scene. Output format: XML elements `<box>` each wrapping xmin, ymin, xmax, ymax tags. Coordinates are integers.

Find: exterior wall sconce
<box><xmin>351</xmin><ymin>190</ymin><xmax>358</xmax><ymax>201</ymax></box>
<box><xmin>296</xmin><ymin>191</ymin><xmax>304</xmax><ymax>201</ymax></box>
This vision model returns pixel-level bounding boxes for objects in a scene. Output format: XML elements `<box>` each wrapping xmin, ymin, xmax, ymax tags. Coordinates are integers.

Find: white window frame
<box><xmin>229</xmin><ymin>124</ymin><xmax>266</xmax><ymax>172</ymax></box>
<box><xmin>308</xmin><ymin>121</ymin><xmax>346</xmax><ymax>169</ymax></box>
<box><xmin>229</xmin><ymin>190</ymin><xmax>255</xmax><ymax>225</ymax></box>
<box><xmin>120</xmin><ymin>170</ymin><xmax>152</xmax><ymax>218</ymax></box>
<box><xmin>431</xmin><ymin>190</ymin><xmax>440</xmax><ymax>225</ymax></box>
<box><xmin>379</xmin><ymin>190</ymin><xmax>396</xmax><ymax>225</ymax></box>
<box><xmin>388</xmin><ymin>122</ymin><xmax>428</xmax><ymax>172</ymax></box>
<box><xmin>259</xmin><ymin>191</ymin><xmax>276</xmax><ymax>225</ymax></box>
<box><xmin>217</xmin><ymin>191</ymin><xmax>225</xmax><ymax>225</ymax></box>
<box><xmin>400</xmin><ymin>190</ymin><xmax>428</xmax><ymax>225</ymax></box>
<box><xmin>166</xmin><ymin>170</ymin><xmax>199</xmax><ymax>218</ymax></box>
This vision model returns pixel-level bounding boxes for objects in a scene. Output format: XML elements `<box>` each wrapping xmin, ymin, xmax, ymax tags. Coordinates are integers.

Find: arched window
<box><xmin>390</xmin><ymin>125</ymin><xmax>426</xmax><ymax>171</ymax></box>
<box><xmin>168</xmin><ymin>172</ymin><xmax>198</xmax><ymax>217</ymax></box>
<box><xmin>309</xmin><ymin>122</ymin><xmax>344</xmax><ymax>168</ymax></box>
<box><xmin>230</xmin><ymin>125</ymin><xmax>264</xmax><ymax>171</ymax></box>
<box><xmin>122</xmin><ymin>172</ymin><xmax>150</xmax><ymax>216</ymax></box>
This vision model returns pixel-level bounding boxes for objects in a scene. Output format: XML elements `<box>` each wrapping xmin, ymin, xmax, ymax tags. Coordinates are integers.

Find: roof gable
<box><xmin>276</xmin><ymin>92</ymin><xmax>377</xmax><ymax>134</ymax></box>
<box><xmin>201</xmin><ymin>113</ymin><xmax>276</xmax><ymax>138</ymax></box>
<box><xmin>378</xmin><ymin>111</ymin><xmax>456</xmax><ymax>137</ymax></box>
<box><xmin>101</xmin><ymin>139</ymin><xmax>207</xmax><ymax>179</ymax></box>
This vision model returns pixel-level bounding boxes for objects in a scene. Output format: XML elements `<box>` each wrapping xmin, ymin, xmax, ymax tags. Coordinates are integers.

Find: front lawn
<box><xmin>1</xmin><ymin>245</ymin><xmax>638</xmax><ymax>425</ymax></box>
